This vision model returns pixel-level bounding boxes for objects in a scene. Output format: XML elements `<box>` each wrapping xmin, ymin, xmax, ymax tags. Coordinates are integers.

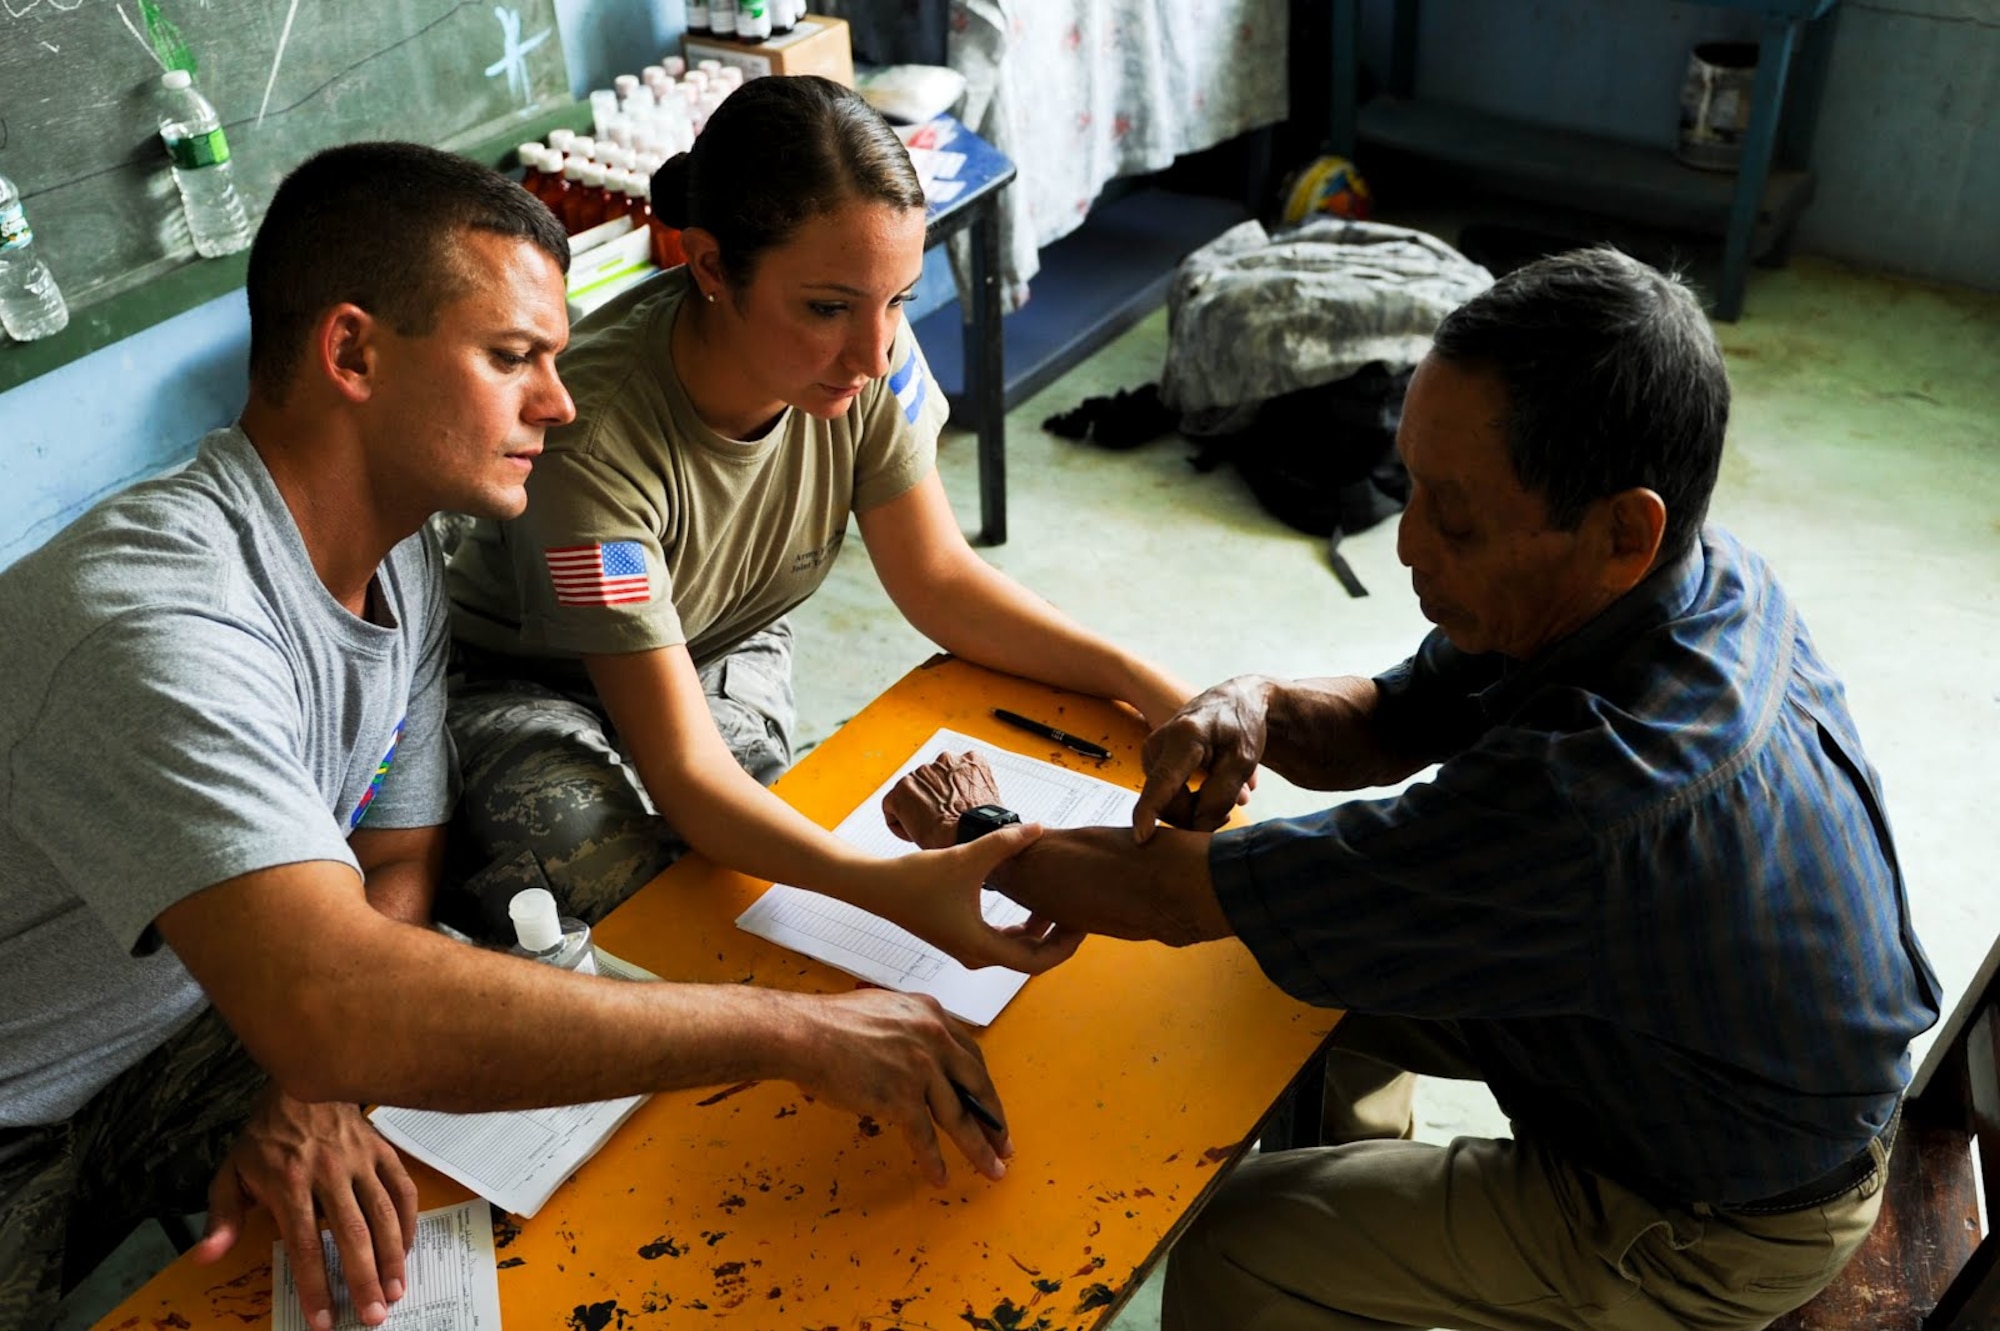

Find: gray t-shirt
<box><xmin>0</xmin><ymin>428</ymin><xmax>456</xmax><ymax>1126</ymax></box>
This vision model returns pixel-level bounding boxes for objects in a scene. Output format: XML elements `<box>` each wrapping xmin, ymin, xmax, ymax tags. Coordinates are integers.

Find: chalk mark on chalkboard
<box><xmin>255</xmin><ymin>0</ymin><xmax>302</xmax><ymax>126</ymax></box>
<box><xmin>483</xmin><ymin>5</ymin><xmax>549</xmax><ymax>108</ymax></box>
<box><xmin>113</xmin><ymin>1</ymin><xmax>170</xmax><ymax>70</ymax></box>
<box><xmin>23</xmin><ymin>1</ymin><xmax>555</xmax><ymax>201</ymax></box>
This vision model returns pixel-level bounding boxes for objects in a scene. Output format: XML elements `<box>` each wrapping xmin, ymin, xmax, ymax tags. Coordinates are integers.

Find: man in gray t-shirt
<box><xmin>1</xmin><ymin>143</ymin><xmax>1061</xmax><ymax>1331</ymax></box>
<box><xmin>0</xmin><ymin>143</ymin><xmax>572</xmax><ymax>1331</ymax></box>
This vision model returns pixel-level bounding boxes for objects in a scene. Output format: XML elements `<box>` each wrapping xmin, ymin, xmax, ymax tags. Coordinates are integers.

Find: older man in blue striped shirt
<box><xmin>885</xmin><ymin>248</ymin><xmax>1940</xmax><ymax>1329</ymax></box>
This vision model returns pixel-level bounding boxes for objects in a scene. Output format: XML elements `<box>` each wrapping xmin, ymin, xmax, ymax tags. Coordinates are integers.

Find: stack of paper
<box><xmin>273</xmin><ymin>1198</ymin><xmax>500</xmax><ymax>1331</ymax></box>
<box><xmin>736</xmin><ymin>727</ymin><xmax>1137</xmax><ymax>1024</ymax></box>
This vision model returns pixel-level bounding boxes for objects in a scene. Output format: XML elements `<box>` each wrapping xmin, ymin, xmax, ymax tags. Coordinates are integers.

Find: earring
<box><xmin>705</xmin><ymin>291</ymin><xmax>716</xmax><ymax>304</ymax></box>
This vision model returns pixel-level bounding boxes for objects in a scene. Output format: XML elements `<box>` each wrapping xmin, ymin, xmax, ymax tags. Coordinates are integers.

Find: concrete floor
<box><xmin>57</xmin><ymin>254</ymin><xmax>1999</xmax><ymax>1328</ymax></box>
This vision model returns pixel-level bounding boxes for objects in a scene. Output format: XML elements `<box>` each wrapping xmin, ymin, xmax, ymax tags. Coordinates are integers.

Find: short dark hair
<box><xmin>650</xmin><ymin>74</ymin><xmax>924</xmax><ymax>289</ymax></box>
<box><xmin>1429</xmin><ymin>247</ymin><xmax>1729</xmax><ymax>562</ymax></box>
<box><xmin>247</xmin><ymin>141</ymin><xmax>569</xmax><ymax>397</ymax></box>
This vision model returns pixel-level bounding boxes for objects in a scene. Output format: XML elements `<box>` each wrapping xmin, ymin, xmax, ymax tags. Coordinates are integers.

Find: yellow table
<box><xmin>99</xmin><ymin>657</ymin><xmax>1336</xmax><ymax>1330</ymax></box>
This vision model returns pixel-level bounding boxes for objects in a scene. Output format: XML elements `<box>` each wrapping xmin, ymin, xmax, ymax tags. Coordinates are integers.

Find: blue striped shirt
<box><xmin>1211</xmin><ymin>527</ymin><xmax>1940</xmax><ymax>1203</ymax></box>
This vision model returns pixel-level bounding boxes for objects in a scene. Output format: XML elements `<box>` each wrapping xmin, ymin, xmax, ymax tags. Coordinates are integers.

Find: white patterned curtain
<box><xmin>944</xmin><ymin>0</ymin><xmax>1290</xmax><ymax>309</ymax></box>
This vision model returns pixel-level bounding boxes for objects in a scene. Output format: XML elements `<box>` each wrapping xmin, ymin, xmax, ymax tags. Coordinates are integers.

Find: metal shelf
<box><xmin>1356</xmin><ymin>98</ymin><xmax>1816</xmax><ymax>257</ymax></box>
<box><xmin>1324</xmin><ymin>0</ymin><xmax>1841</xmax><ymax>320</ymax></box>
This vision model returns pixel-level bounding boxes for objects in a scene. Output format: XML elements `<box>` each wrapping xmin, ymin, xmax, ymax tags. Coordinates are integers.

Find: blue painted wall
<box><xmin>1800</xmin><ymin>0</ymin><xmax>2000</xmax><ymax>288</ymax></box>
<box><xmin>1359</xmin><ymin>0</ymin><xmax>1999</xmax><ymax>292</ymax></box>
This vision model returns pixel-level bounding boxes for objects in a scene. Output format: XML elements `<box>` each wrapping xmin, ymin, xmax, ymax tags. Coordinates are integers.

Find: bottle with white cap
<box><xmin>0</xmin><ymin>172</ymin><xmax>70</xmax><ymax>341</ymax></box>
<box><xmin>507</xmin><ymin>888</ymin><xmax>599</xmax><ymax>974</ymax></box>
<box><xmin>157</xmin><ymin>68</ymin><xmax>251</xmax><ymax>257</ymax></box>
<box><xmin>589</xmin><ymin>88</ymin><xmax>621</xmax><ymax>137</ymax></box>
<box><xmin>736</xmin><ymin>0</ymin><xmax>771</xmax><ymax>43</ymax></box>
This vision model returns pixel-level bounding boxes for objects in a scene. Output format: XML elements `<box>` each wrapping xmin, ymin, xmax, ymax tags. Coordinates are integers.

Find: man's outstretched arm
<box><xmin>883</xmin><ymin>754</ymin><xmax>1231</xmax><ymax>947</ymax></box>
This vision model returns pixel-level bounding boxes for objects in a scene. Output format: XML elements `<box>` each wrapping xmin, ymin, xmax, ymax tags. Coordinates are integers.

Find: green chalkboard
<box><xmin>0</xmin><ymin>0</ymin><xmax>574</xmax><ymax>385</ymax></box>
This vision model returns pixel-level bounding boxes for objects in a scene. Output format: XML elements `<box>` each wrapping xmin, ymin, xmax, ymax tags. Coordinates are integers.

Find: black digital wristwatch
<box><xmin>954</xmin><ymin>803</ymin><xmax>1022</xmax><ymax>844</ymax></box>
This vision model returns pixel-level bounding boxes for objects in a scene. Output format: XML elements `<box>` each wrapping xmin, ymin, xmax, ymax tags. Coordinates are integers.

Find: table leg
<box><xmin>966</xmin><ymin>199</ymin><xmax>1008</xmax><ymax>546</ymax></box>
<box><xmin>1717</xmin><ymin>20</ymin><xmax>1799</xmax><ymax>322</ymax></box>
<box><xmin>1330</xmin><ymin>0</ymin><xmax>1362</xmax><ymax>157</ymax></box>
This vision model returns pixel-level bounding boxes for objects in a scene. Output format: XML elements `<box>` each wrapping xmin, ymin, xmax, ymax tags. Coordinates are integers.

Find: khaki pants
<box><xmin>1164</xmin><ymin>1015</ymin><xmax>1884</xmax><ymax>1331</ymax></box>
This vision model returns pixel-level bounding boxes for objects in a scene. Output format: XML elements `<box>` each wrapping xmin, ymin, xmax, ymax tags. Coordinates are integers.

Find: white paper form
<box><xmin>906</xmin><ymin>145</ymin><xmax>969</xmax><ymax>205</ymax></box>
<box><xmin>736</xmin><ymin>727</ymin><xmax>1137</xmax><ymax>1024</ymax></box>
<box><xmin>368</xmin><ymin>949</ymin><xmax>657</xmax><ymax>1218</ymax></box>
<box><xmin>273</xmin><ymin>1198</ymin><xmax>499</xmax><ymax>1331</ymax></box>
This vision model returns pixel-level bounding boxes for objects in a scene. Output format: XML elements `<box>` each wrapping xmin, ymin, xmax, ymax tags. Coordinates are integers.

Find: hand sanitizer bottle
<box><xmin>508</xmin><ymin>888</ymin><xmax>599</xmax><ymax>974</ymax></box>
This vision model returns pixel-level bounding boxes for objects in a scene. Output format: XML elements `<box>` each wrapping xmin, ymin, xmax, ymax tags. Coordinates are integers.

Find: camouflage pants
<box><xmin>447</xmin><ymin>620</ymin><xmax>797</xmax><ymax>931</ymax></box>
<box><xmin>0</xmin><ymin>1005</ymin><xmax>263</xmax><ymax>1328</ymax></box>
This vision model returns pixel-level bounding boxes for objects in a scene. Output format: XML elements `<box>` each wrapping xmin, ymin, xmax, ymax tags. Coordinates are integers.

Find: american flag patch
<box><xmin>545</xmin><ymin>541</ymin><xmax>651</xmax><ymax>606</ymax></box>
<box><xmin>888</xmin><ymin>344</ymin><xmax>930</xmax><ymax>424</ymax></box>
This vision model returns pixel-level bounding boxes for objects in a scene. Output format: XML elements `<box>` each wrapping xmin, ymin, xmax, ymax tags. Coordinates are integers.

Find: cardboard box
<box><xmin>566</xmin><ymin>219</ymin><xmax>656</xmax><ymax>320</ymax></box>
<box><xmin>683</xmin><ymin>15</ymin><xmax>853</xmax><ymax>87</ymax></box>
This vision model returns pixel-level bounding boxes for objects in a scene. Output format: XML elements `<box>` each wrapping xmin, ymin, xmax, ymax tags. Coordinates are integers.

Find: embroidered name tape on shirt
<box><xmin>888</xmin><ymin>344</ymin><xmax>930</xmax><ymax>424</ymax></box>
<box><xmin>545</xmin><ymin>541</ymin><xmax>651</xmax><ymax>606</ymax></box>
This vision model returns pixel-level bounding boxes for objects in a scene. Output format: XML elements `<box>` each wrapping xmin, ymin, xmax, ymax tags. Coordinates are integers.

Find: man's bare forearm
<box><xmin>159</xmin><ymin>868</ymin><xmax>826</xmax><ymax>1112</ymax></box>
<box><xmin>985</xmin><ymin>825</ymin><xmax>1232</xmax><ymax>947</ymax></box>
<box><xmin>301</xmin><ymin>927</ymin><xmax>818</xmax><ymax>1109</ymax></box>
<box><xmin>1263</xmin><ymin>676</ymin><xmax>1430</xmax><ymax>791</ymax></box>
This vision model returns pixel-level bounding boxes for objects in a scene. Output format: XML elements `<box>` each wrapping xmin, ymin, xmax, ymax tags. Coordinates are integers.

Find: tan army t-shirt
<box><xmin>448</xmin><ymin>267</ymin><xmax>947</xmax><ymax>676</ymax></box>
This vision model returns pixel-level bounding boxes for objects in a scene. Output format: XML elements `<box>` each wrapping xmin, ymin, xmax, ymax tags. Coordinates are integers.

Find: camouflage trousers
<box><xmin>0</xmin><ymin>1005</ymin><xmax>263</xmax><ymax>1328</ymax></box>
<box><xmin>447</xmin><ymin>620</ymin><xmax>797</xmax><ymax>932</ymax></box>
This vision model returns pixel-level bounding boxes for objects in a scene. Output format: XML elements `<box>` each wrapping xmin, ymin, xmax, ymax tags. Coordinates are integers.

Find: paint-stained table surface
<box><xmin>98</xmin><ymin>656</ymin><xmax>1337</xmax><ymax>1331</ymax></box>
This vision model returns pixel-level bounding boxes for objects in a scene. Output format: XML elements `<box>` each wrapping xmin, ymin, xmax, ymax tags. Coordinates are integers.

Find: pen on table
<box><xmin>951</xmin><ymin>1078</ymin><xmax>1007</xmax><ymax>1134</ymax></box>
<box><xmin>991</xmin><ymin>708</ymin><xmax>1111</xmax><ymax>760</ymax></box>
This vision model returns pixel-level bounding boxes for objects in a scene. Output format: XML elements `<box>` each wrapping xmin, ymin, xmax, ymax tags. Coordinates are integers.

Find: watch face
<box><xmin>956</xmin><ymin>804</ymin><xmax>1022</xmax><ymax>843</ymax></box>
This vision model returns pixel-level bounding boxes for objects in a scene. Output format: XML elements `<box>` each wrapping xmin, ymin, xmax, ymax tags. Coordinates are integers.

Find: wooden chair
<box><xmin>1772</xmin><ymin>935</ymin><xmax>2000</xmax><ymax>1330</ymax></box>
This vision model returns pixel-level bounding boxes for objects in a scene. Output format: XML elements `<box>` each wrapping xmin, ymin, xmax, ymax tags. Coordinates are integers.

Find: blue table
<box><xmin>907</xmin><ymin>116</ymin><xmax>1018</xmax><ymax>544</ymax></box>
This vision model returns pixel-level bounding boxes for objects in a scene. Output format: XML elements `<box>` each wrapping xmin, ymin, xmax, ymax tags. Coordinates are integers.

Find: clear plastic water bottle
<box><xmin>0</xmin><ymin>173</ymin><xmax>69</xmax><ymax>341</ymax></box>
<box><xmin>157</xmin><ymin>69</ymin><xmax>250</xmax><ymax>257</ymax></box>
<box><xmin>507</xmin><ymin>888</ymin><xmax>599</xmax><ymax>974</ymax></box>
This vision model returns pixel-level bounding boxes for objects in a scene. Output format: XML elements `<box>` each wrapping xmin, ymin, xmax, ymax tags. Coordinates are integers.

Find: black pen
<box><xmin>992</xmin><ymin>708</ymin><xmax>1111</xmax><ymax>760</ymax></box>
<box><xmin>951</xmin><ymin>1078</ymin><xmax>1007</xmax><ymax>1134</ymax></box>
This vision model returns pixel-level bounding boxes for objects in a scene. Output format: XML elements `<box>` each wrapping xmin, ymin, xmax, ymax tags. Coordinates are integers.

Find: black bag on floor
<box><xmin>1190</xmin><ymin>363</ymin><xmax>1412</xmax><ymax>593</ymax></box>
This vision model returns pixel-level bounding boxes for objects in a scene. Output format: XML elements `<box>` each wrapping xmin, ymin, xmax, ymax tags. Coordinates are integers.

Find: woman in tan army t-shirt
<box><xmin>444</xmin><ymin>75</ymin><xmax>1191</xmax><ymax>974</ymax></box>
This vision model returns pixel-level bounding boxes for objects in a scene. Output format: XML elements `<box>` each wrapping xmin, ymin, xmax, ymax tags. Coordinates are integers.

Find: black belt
<box><xmin>1715</xmin><ymin>1104</ymin><xmax>1900</xmax><ymax>1217</ymax></box>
